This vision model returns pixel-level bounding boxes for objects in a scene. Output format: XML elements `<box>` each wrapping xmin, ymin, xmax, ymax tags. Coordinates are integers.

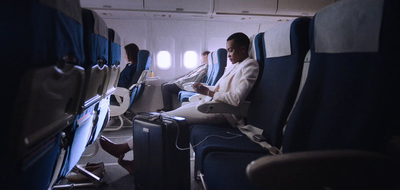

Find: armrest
<box><xmin>188</xmin><ymin>94</ymin><xmax>207</xmax><ymax>102</ymax></box>
<box><xmin>197</xmin><ymin>100</ymin><xmax>251</xmax><ymax>117</ymax></box>
<box><xmin>110</xmin><ymin>87</ymin><xmax>130</xmax><ymax>116</ymax></box>
<box><xmin>246</xmin><ymin>150</ymin><xmax>400</xmax><ymax>190</ymax></box>
<box><xmin>112</xmin><ymin>87</ymin><xmax>129</xmax><ymax>100</ymax></box>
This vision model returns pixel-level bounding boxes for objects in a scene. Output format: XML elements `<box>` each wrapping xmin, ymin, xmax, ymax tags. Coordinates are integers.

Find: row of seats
<box><xmin>109</xmin><ymin>50</ymin><xmax>152</xmax><ymax>129</ymax></box>
<box><xmin>178</xmin><ymin>48</ymin><xmax>227</xmax><ymax>103</ymax></box>
<box><xmin>189</xmin><ymin>0</ymin><xmax>400</xmax><ymax>189</ymax></box>
<box><xmin>0</xmin><ymin>1</ymin><xmax>122</xmax><ymax>189</ymax></box>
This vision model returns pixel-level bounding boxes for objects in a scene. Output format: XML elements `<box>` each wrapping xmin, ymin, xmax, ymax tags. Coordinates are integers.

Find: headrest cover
<box><xmin>113</xmin><ymin>30</ymin><xmax>121</xmax><ymax>45</ymax></box>
<box><xmin>40</xmin><ymin>0</ymin><xmax>82</xmax><ymax>24</ymax></box>
<box><xmin>208</xmin><ymin>52</ymin><xmax>213</xmax><ymax>66</ymax></box>
<box><xmin>264</xmin><ymin>19</ymin><xmax>294</xmax><ymax>58</ymax></box>
<box><xmin>314</xmin><ymin>0</ymin><xmax>383</xmax><ymax>53</ymax></box>
<box><xmin>248</xmin><ymin>34</ymin><xmax>256</xmax><ymax>59</ymax></box>
<box><xmin>212</xmin><ymin>50</ymin><xmax>218</xmax><ymax>64</ymax></box>
<box><xmin>92</xmin><ymin>11</ymin><xmax>109</xmax><ymax>39</ymax></box>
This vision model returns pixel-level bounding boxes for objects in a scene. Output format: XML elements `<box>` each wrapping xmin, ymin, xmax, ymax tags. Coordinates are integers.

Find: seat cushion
<box><xmin>203</xmin><ymin>151</ymin><xmax>266</xmax><ymax>190</ymax></box>
<box><xmin>190</xmin><ymin>124</ymin><xmax>267</xmax><ymax>172</ymax></box>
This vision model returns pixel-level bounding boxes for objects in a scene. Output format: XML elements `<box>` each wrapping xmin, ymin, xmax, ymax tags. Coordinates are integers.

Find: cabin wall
<box><xmin>104</xmin><ymin>18</ymin><xmax>280</xmax><ymax>81</ymax></box>
<box><xmin>103</xmin><ymin>17</ymin><xmax>286</xmax><ymax>112</ymax></box>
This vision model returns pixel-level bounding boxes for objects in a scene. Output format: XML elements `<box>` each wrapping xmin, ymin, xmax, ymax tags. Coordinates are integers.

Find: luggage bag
<box><xmin>133</xmin><ymin>112</ymin><xmax>190</xmax><ymax>190</ymax></box>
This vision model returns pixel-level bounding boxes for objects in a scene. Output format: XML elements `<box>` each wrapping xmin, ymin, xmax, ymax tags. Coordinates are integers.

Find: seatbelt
<box><xmin>237</xmin><ymin>124</ymin><xmax>281</xmax><ymax>155</ymax></box>
<box><xmin>236</xmin><ymin>50</ymin><xmax>311</xmax><ymax>155</ymax></box>
<box><xmin>282</xmin><ymin>50</ymin><xmax>311</xmax><ymax>133</ymax></box>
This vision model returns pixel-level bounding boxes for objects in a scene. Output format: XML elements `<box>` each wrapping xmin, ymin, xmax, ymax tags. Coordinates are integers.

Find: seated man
<box><xmin>100</xmin><ymin>32</ymin><xmax>259</xmax><ymax>174</ymax></box>
<box><xmin>158</xmin><ymin>51</ymin><xmax>210</xmax><ymax>112</ymax></box>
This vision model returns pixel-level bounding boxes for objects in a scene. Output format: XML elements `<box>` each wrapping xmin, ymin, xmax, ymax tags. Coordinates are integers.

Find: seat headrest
<box><xmin>39</xmin><ymin>0</ymin><xmax>82</xmax><ymax>24</ymax></box>
<box><xmin>264</xmin><ymin>19</ymin><xmax>294</xmax><ymax>58</ymax></box>
<box><xmin>213</xmin><ymin>48</ymin><xmax>227</xmax><ymax>64</ymax></box>
<box><xmin>92</xmin><ymin>10</ymin><xmax>109</xmax><ymax>39</ymax></box>
<box><xmin>314</xmin><ymin>0</ymin><xmax>384</xmax><ymax>53</ymax></box>
<box><xmin>108</xmin><ymin>28</ymin><xmax>121</xmax><ymax>45</ymax></box>
<box><xmin>249</xmin><ymin>34</ymin><xmax>257</xmax><ymax>59</ymax></box>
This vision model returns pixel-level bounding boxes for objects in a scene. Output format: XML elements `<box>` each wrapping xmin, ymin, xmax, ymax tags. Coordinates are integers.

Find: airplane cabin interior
<box><xmin>1</xmin><ymin>0</ymin><xmax>399</xmax><ymax>190</ymax></box>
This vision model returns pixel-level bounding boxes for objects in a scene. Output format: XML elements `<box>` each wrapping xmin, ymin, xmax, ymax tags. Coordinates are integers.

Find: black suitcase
<box><xmin>133</xmin><ymin>112</ymin><xmax>190</xmax><ymax>190</ymax></box>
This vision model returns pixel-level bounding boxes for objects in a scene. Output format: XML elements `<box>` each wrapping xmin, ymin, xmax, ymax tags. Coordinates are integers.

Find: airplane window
<box><xmin>183</xmin><ymin>51</ymin><xmax>198</xmax><ymax>69</ymax></box>
<box><xmin>157</xmin><ymin>51</ymin><xmax>171</xmax><ymax>70</ymax></box>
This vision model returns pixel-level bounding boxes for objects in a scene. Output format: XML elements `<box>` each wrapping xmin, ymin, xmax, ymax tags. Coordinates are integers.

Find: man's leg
<box><xmin>161</xmin><ymin>82</ymin><xmax>181</xmax><ymax>111</ymax></box>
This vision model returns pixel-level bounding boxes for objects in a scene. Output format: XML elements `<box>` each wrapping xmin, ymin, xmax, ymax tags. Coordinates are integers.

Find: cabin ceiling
<box><xmin>80</xmin><ymin>0</ymin><xmax>337</xmax><ymax>21</ymax></box>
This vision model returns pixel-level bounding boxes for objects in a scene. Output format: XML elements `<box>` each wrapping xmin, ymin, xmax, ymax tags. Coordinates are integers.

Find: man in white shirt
<box><xmin>158</xmin><ymin>51</ymin><xmax>210</xmax><ymax>111</ymax></box>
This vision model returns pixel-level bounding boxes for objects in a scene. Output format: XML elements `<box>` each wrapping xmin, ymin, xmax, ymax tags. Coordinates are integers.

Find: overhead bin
<box><xmin>145</xmin><ymin>0</ymin><xmax>212</xmax><ymax>13</ymax></box>
<box><xmin>213</xmin><ymin>0</ymin><xmax>277</xmax><ymax>15</ymax></box>
<box><xmin>80</xmin><ymin>0</ymin><xmax>144</xmax><ymax>10</ymax></box>
<box><xmin>276</xmin><ymin>0</ymin><xmax>334</xmax><ymax>16</ymax></box>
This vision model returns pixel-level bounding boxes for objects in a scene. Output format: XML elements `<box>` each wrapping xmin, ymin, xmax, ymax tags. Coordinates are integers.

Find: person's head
<box><xmin>200</xmin><ymin>51</ymin><xmax>210</xmax><ymax>64</ymax></box>
<box><xmin>226</xmin><ymin>32</ymin><xmax>250</xmax><ymax>64</ymax></box>
<box><xmin>124</xmin><ymin>43</ymin><xmax>139</xmax><ymax>63</ymax></box>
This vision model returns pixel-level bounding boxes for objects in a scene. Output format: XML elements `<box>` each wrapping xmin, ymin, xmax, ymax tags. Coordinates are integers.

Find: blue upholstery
<box><xmin>209</xmin><ymin>48</ymin><xmax>227</xmax><ymax>86</ymax></box>
<box><xmin>128</xmin><ymin>50</ymin><xmax>151</xmax><ymax>109</ymax></box>
<box><xmin>283</xmin><ymin>0</ymin><xmax>400</xmax><ymax>154</ymax></box>
<box><xmin>246</xmin><ymin>1</ymin><xmax>400</xmax><ymax>189</ymax></box>
<box><xmin>0</xmin><ymin>1</ymin><xmax>85</xmax><ymax>189</ymax></box>
<box><xmin>204</xmin><ymin>55</ymin><xmax>214</xmax><ymax>85</ymax></box>
<box><xmin>191</xmin><ymin>125</ymin><xmax>266</xmax><ymax>174</ymax></box>
<box><xmin>246</xmin><ymin>32</ymin><xmax>265</xmax><ymax>101</ymax></box>
<box><xmin>59</xmin><ymin>8</ymin><xmax>109</xmax><ymax>177</ymax></box>
<box><xmin>203</xmin><ymin>152</ymin><xmax>265</xmax><ymax>190</ymax></box>
<box><xmin>190</xmin><ymin>33</ymin><xmax>267</xmax><ymax>173</ymax></box>
<box><xmin>178</xmin><ymin>49</ymin><xmax>227</xmax><ymax>102</ymax></box>
<box><xmin>190</xmin><ymin>17</ymin><xmax>310</xmax><ymax>190</ymax></box>
<box><xmin>88</xmin><ymin>29</ymin><xmax>122</xmax><ymax>144</ymax></box>
<box><xmin>106</xmin><ymin>28</ymin><xmax>121</xmax><ymax>96</ymax></box>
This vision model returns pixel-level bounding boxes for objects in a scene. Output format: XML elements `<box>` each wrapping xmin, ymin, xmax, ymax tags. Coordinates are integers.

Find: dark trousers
<box><xmin>161</xmin><ymin>83</ymin><xmax>181</xmax><ymax>111</ymax></box>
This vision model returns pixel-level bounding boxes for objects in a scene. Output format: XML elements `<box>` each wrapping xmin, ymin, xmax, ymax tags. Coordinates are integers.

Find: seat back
<box><xmin>247</xmin><ymin>17</ymin><xmax>310</xmax><ymax>148</ymax></box>
<box><xmin>106</xmin><ymin>28</ymin><xmax>121</xmax><ymax>96</ymax></box>
<box><xmin>246</xmin><ymin>32</ymin><xmax>265</xmax><ymax>101</ymax></box>
<box><xmin>204</xmin><ymin>52</ymin><xmax>215</xmax><ymax>85</ymax></box>
<box><xmin>59</xmin><ymin>8</ymin><xmax>109</xmax><ymax>177</ymax></box>
<box><xmin>209</xmin><ymin>48</ymin><xmax>227</xmax><ymax>86</ymax></box>
<box><xmin>128</xmin><ymin>50</ymin><xmax>152</xmax><ymax>109</ymax></box>
<box><xmin>80</xmin><ymin>8</ymin><xmax>109</xmax><ymax>109</ymax></box>
<box><xmin>0</xmin><ymin>0</ymin><xmax>85</xmax><ymax>189</ymax></box>
<box><xmin>283</xmin><ymin>0</ymin><xmax>400</xmax><ymax>153</ymax></box>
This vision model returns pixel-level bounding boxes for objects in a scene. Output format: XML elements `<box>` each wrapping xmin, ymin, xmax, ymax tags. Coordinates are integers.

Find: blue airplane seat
<box><xmin>190</xmin><ymin>32</ymin><xmax>266</xmax><ymax>176</ymax></box>
<box><xmin>246</xmin><ymin>32</ymin><xmax>265</xmax><ymax>101</ymax></box>
<box><xmin>88</xmin><ymin>29</ymin><xmax>122</xmax><ymax>144</ymax></box>
<box><xmin>190</xmin><ymin>17</ymin><xmax>311</xmax><ymax>190</ymax></box>
<box><xmin>129</xmin><ymin>50</ymin><xmax>152</xmax><ymax>106</ymax></box>
<box><xmin>0</xmin><ymin>1</ymin><xmax>85</xmax><ymax>189</ymax></box>
<box><xmin>106</xmin><ymin>28</ymin><xmax>122</xmax><ymax>96</ymax></box>
<box><xmin>59</xmin><ymin>8</ymin><xmax>109</xmax><ymax>177</ymax></box>
<box><xmin>283</xmin><ymin>0</ymin><xmax>400</xmax><ymax>154</ymax></box>
<box><xmin>178</xmin><ymin>49</ymin><xmax>227</xmax><ymax>103</ymax></box>
<box><xmin>109</xmin><ymin>50</ymin><xmax>151</xmax><ymax>128</ymax></box>
<box><xmin>209</xmin><ymin>48</ymin><xmax>227</xmax><ymax>86</ymax></box>
<box><xmin>204</xmin><ymin>53</ymin><xmax>215</xmax><ymax>85</ymax></box>
<box><xmin>248</xmin><ymin>0</ymin><xmax>400</xmax><ymax>189</ymax></box>
<box><xmin>88</xmin><ymin>28</ymin><xmax>122</xmax><ymax>136</ymax></box>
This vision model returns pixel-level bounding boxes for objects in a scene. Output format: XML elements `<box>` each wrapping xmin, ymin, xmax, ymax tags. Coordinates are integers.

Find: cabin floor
<box><xmin>56</xmin><ymin>120</ymin><xmax>203</xmax><ymax>190</ymax></box>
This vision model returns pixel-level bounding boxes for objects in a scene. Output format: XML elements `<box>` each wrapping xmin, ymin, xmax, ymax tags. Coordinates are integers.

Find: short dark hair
<box><xmin>227</xmin><ymin>32</ymin><xmax>250</xmax><ymax>51</ymax></box>
<box><xmin>202</xmin><ymin>51</ymin><xmax>210</xmax><ymax>56</ymax></box>
<box><xmin>124</xmin><ymin>43</ymin><xmax>139</xmax><ymax>63</ymax></box>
